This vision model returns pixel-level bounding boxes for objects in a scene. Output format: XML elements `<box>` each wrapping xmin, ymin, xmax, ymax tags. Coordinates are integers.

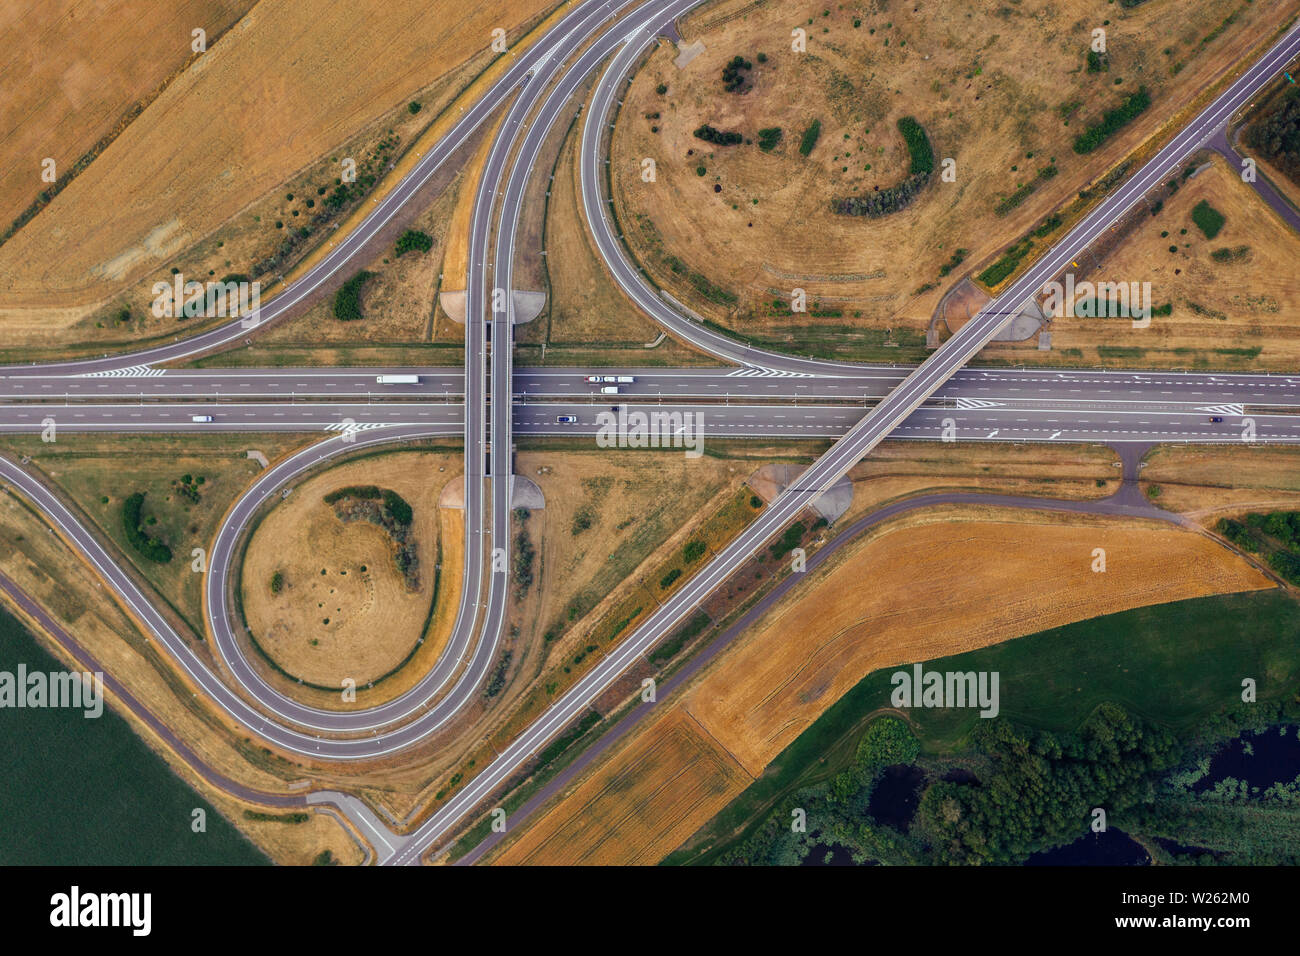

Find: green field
<box><xmin>0</xmin><ymin>605</ymin><xmax>268</xmax><ymax>865</ymax></box>
<box><xmin>668</xmin><ymin>589</ymin><xmax>1300</xmax><ymax>865</ymax></box>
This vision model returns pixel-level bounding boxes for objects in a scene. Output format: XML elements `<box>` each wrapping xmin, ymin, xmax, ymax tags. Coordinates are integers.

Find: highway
<box><xmin>4</xmin><ymin>365</ymin><xmax>1297</xmax><ymax>406</ymax></box>
<box><xmin>5</xmin><ymin>400</ymin><xmax>1300</xmax><ymax>443</ymax></box>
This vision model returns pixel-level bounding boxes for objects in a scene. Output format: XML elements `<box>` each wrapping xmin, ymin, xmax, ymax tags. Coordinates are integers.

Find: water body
<box><xmin>868</xmin><ymin>764</ymin><xmax>926</xmax><ymax>831</ymax></box>
<box><xmin>1193</xmin><ymin>725</ymin><xmax>1300</xmax><ymax>795</ymax></box>
<box><xmin>0</xmin><ymin>605</ymin><xmax>268</xmax><ymax>865</ymax></box>
<box><xmin>1025</xmin><ymin>828</ymin><xmax>1150</xmax><ymax>866</ymax></box>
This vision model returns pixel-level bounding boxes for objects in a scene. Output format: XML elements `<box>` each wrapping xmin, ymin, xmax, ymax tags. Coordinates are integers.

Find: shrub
<box><xmin>1191</xmin><ymin>200</ymin><xmax>1226</xmax><ymax>239</ymax></box>
<box><xmin>323</xmin><ymin>484</ymin><xmax>382</xmax><ymax>503</ymax></box>
<box><xmin>694</xmin><ymin>124</ymin><xmax>743</xmax><ymax>146</ymax></box>
<box><xmin>1210</xmin><ymin>244</ymin><xmax>1249</xmax><ymax>263</ymax></box>
<box><xmin>832</xmin><ymin>173</ymin><xmax>929</xmax><ymax>217</ymax></box>
<box><xmin>395</xmin><ymin>229</ymin><xmax>433</xmax><ymax>256</ymax></box>
<box><xmin>332</xmin><ymin>271</ymin><xmax>375</xmax><ymax>321</ymax></box>
<box><xmin>659</xmin><ymin>567</ymin><xmax>683</xmax><ymax>589</ymax></box>
<box><xmin>757</xmin><ymin>127</ymin><xmax>783</xmax><ymax>152</ymax></box>
<box><xmin>768</xmin><ymin>520</ymin><xmax>807</xmax><ymax>559</ymax></box>
<box><xmin>896</xmin><ymin>116</ymin><xmax>933</xmax><ymax>175</ymax></box>
<box><xmin>121</xmin><ymin>493</ymin><xmax>172</xmax><ymax>563</ymax></box>
<box><xmin>1072</xmin><ymin>87</ymin><xmax>1150</xmax><ymax>154</ymax></box>
<box><xmin>408</xmin><ymin>101</ymin><xmax>422</xmax><ymax>114</ymax></box>
<box><xmin>382</xmin><ymin>489</ymin><xmax>413</xmax><ymax>525</ymax></box>
<box><xmin>721</xmin><ymin>55</ymin><xmax>752</xmax><ymax>92</ymax></box>
<box><xmin>270</xmin><ymin>571</ymin><xmax>284</xmax><ymax>594</ymax></box>
<box><xmin>798</xmin><ymin>119</ymin><xmax>822</xmax><ymax>156</ymax></box>
<box><xmin>683</xmin><ymin>540</ymin><xmax>707</xmax><ymax>562</ymax></box>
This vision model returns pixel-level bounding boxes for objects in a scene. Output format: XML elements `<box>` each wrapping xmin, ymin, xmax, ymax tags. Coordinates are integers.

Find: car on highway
<box><xmin>191</xmin><ymin>415</ymin><xmax>214</xmax><ymax>423</ymax></box>
<box><xmin>376</xmin><ymin>374</ymin><xmax>420</xmax><ymax>384</ymax></box>
<box><xmin>616</xmin><ymin>375</ymin><xmax>635</xmax><ymax>383</ymax></box>
<box><xmin>584</xmin><ymin>375</ymin><xmax>602</xmax><ymax>383</ymax></box>
<box><xmin>1209</xmin><ymin>416</ymin><xmax>1225</xmax><ymax>423</ymax></box>
<box><xmin>601</xmin><ymin>375</ymin><xmax>620</xmax><ymax>383</ymax></box>
<box><xmin>555</xmin><ymin>415</ymin><xmax>577</xmax><ymax>424</ymax></box>
<box><xmin>600</xmin><ymin>386</ymin><xmax>620</xmax><ymax>394</ymax></box>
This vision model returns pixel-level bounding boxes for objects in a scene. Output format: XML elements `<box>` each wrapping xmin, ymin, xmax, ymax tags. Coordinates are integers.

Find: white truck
<box><xmin>600</xmin><ymin>386</ymin><xmax>620</xmax><ymax>395</ymax></box>
<box><xmin>376</xmin><ymin>374</ymin><xmax>420</xmax><ymax>385</ymax></box>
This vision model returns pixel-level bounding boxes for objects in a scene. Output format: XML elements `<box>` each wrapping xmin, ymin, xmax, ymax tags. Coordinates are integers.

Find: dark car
<box><xmin>1209</xmin><ymin>416</ymin><xmax>1224</xmax><ymax>423</ymax></box>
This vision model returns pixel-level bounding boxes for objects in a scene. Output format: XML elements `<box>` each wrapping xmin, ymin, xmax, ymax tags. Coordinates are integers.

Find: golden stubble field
<box><xmin>0</xmin><ymin>0</ymin><xmax>556</xmax><ymax>332</ymax></box>
<box><xmin>610</xmin><ymin>0</ymin><xmax>1298</xmax><ymax>338</ymax></box>
<box><xmin>493</xmin><ymin>708</ymin><xmax>751</xmax><ymax>865</ymax></box>
<box><xmin>240</xmin><ymin>450</ymin><xmax>458</xmax><ymax>695</ymax></box>
<box><xmin>492</xmin><ymin>508</ymin><xmax>1272</xmax><ymax>864</ymax></box>
<box><xmin>0</xmin><ymin>1</ymin><xmax>253</xmax><ymax>230</ymax></box>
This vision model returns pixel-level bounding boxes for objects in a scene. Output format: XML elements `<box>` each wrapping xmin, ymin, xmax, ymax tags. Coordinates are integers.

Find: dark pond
<box><xmin>1025</xmin><ymin>827</ymin><xmax>1150</xmax><ymax>866</ymax></box>
<box><xmin>868</xmin><ymin>763</ymin><xmax>926</xmax><ymax>831</ymax></box>
<box><xmin>1192</xmin><ymin>725</ymin><xmax>1300</xmax><ymax>795</ymax></box>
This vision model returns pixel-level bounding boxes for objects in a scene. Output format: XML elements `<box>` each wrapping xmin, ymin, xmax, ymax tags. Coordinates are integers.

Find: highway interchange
<box><xmin>1</xmin><ymin>0</ymin><xmax>1298</xmax><ymax>863</ymax></box>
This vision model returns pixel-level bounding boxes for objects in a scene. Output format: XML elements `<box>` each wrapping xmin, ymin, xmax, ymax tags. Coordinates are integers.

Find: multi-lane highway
<box><xmin>5</xmin><ymin>364</ymin><xmax>1299</xmax><ymax>404</ymax></box>
<box><xmin>4</xmin><ymin>399</ymin><xmax>1299</xmax><ymax>444</ymax></box>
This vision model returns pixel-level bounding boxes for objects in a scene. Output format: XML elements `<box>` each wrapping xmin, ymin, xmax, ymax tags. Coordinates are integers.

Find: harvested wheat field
<box><xmin>1016</xmin><ymin>154</ymin><xmax>1300</xmax><ymax>370</ymax></box>
<box><xmin>686</xmin><ymin>512</ymin><xmax>1272</xmax><ymax>775</ymax></box>
<box><xmin>492</xmin><ymin>708</ymin><xmax>751</xmax><ymax>865</ymax></box>
<box><xmin>241</xmin><ymin>450</ymin><xmax>457</xmax><ymax>692</ymax></box>
<box><xmin>0</xmin><ymin>0</ymin><xmax>555</xmax><ymax>336</ymax></box>
<box><xmin>610</xmin><ymin>0</ymin><xmax>1296</xmax><ymax>346</ymax></box>
<box><xmin>0</xmin><ymin>1</ymin><xmax>253</xmax><ymax>232</ymax></box>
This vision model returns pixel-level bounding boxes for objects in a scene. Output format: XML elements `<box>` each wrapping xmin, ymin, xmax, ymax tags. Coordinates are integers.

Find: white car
<box><xmin>616</xmin><ymin>376</ymin><xmax>635</xmax><ymax>384</ymax></box>
<box><xmin>191</xmin><ymin>415</ymin><xmax>214</xmax><ymax>423</ymax></box>
<box><xmin>584</xmin><ymin>375</ymin><xmax>602</xmax><ymax>383</ymax></box>
<box><xmin>555</xmin><ymin>415</ymin><xmax>578</xmax><ymax>424</ymax></box>
<box><xmin>601</xmin><ymin>375</ymin><xmax>619</xmax><ymax>383</ymax></box>
<box><xmin>600</xmin><ymin>386</ymin><xmax>620</xmax><ymax>394</ymax></box>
